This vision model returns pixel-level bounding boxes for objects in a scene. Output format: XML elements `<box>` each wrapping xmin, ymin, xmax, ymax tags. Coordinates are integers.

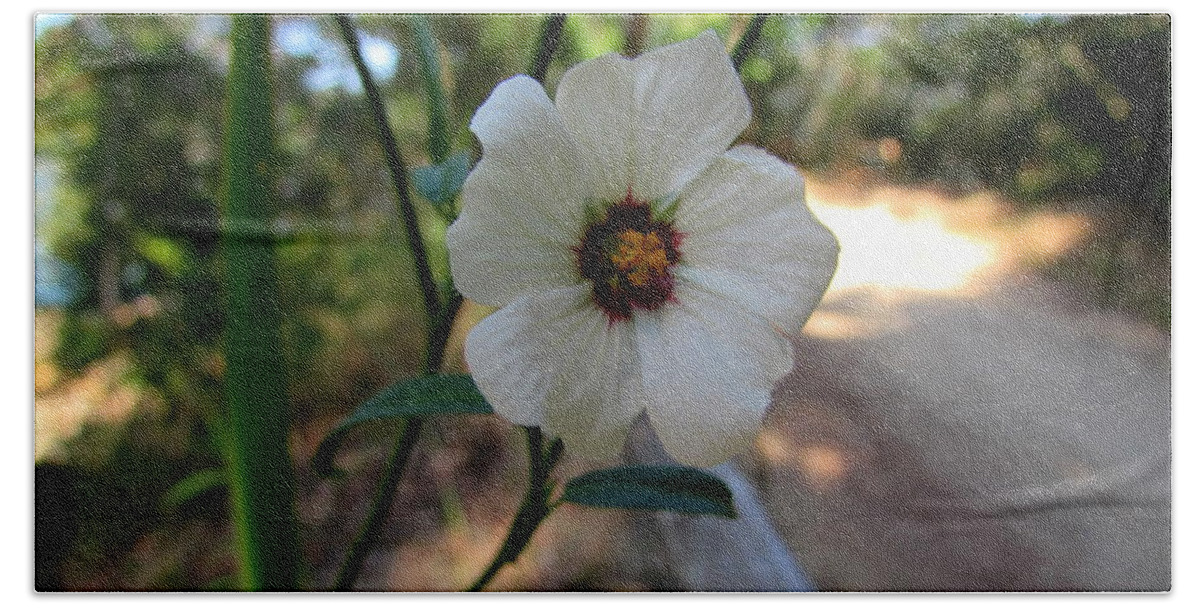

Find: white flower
<box><xmin>447</xmin><ymin>31</ymin><xmax>839</xmax><ymax>467</ymax></box>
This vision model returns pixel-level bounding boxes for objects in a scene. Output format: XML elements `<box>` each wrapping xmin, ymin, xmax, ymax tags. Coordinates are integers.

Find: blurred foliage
<box><xmin>34</xmin><ymin>13</ymin><xmax>1170</xmax><ymax>589</ymax></box>
<box><xmin>747</xmin><ymin>14</ymin><xmax>1169</xmax><ymax>234</ymax></box>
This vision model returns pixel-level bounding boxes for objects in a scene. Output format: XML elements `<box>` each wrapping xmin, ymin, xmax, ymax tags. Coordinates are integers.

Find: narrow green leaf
<box><xmin>413</xmin><ymin>150</ymin><xmax>472</xmax><ymax>208</ymax></box>
<box><xmin>562</xmin><ymin>465</ymin><xmax>738</xmax><ymax>518</ymax></box>
<box><xmin>311</xmin><ymin>374</ymin><xmax>492</xmax><ymax>477</ymax></box>
<box><xmin>161</xmin><ymin>468</ymin><xmax>227</xmax><ymax>512</ymax></box>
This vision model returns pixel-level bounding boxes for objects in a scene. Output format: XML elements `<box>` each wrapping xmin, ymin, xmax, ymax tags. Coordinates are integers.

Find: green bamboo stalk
<box><xmin>221</xmin><ymin>14</ymin><xmax>301</xmax><ymax>591</ymax></box>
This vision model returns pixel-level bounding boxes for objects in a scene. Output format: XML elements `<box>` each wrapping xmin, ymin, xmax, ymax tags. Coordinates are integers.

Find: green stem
<box><xmin>333</xmin><ymin>418</ymin><xmax>423</xmax><ymax>590</ymax></box>
<box><xmin>329</xmin><ymin>14</ymin><xmax>462</xmax><ymax>592</ymax></box>
<box><xmin>335</xmin><ymin>14</ymin><xmax>442</xmax><ymax>323</ymax></box>
<box><xmin>221</xmin><ymin>14</ymin><xmax>301</xmax><ymax>591</ymax></box>
<box><xmin>331</xmin><ymin>292</ymin><xmax>462</xmax><ymax>590</ymax></box>
<box><xmin>463</xmin><ymin>14</ymin><xmax>575</xmax><ymax>592</ymax></box>
<box><xmin>426</xmin><ymin>290</ymin><xmax>464</xmax><ymax>373</ymax></box>
<box><xmin>467</xmin><ymin>428</ymin><xmax>561</xmax><ymax>592</ymax></box>
<box><xmin>623</xmin><ymin>13</ymin><xmax>649</xmax><ymax>57</ymax></box>
<box><xmin>529</xmin><ymin>14</ymin><xmax>567</xmax><ymax>82</ymax></box>
<box><xmin>411</xmin><ymin>15</ymin><xmax>451</xmax><ymax>164</ymax></box>
<box><xmin>730</xmin><ymin>14</ymin><xmax>768</xmax><ymax>71</ymax></box>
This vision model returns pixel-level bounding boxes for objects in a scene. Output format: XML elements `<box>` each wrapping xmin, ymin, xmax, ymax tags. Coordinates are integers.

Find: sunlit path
<box><xmin>753</xmin><ymin>174</ymin><xmax>1169</xmax><ymax>591</ymax></box>
<box><xmin>806</xmin><ymin>175</ymin><xmax>1091</xmax><ymax>297</ymax></box>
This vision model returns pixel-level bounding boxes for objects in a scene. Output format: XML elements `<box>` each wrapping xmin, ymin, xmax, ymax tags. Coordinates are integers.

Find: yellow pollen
<box><xmin>612</xmin><ymin>229</ymin><xmax>670</xmax><ymax>287</ymax></box>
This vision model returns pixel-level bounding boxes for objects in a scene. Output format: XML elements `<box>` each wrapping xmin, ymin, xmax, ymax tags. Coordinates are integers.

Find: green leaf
<box><xmin>161</xmin><ymin>467</ymin><xmax>227</xmax><ymax>513</ymax></box>
<box><xmin>412</xmin><ymin>151</ymin><xmax>471</xmax><ymax>209</ymax></box>
<box><xmin>311</xmin><ymin>374</ymin><xmax>492</xmax><ymax>477</ymax></box>
<box><xmin>134</xmin><ymin>233</ymin><xmax>192</xmax><ymax>278</ymax></box>
<box><xmin>561</xmin><ymin>465</ymin><xmax>737</xmax><ymax>518</ymax></box>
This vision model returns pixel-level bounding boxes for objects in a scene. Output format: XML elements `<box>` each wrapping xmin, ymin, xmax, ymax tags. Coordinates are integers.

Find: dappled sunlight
<box><xmin>34</xmin><ymin>353</ymin><xmax>141</xmax><ymax>462</ymax></box>
<box><xmin>800</xmin><ymin>174</ymin><xmax>1092</xmax><ymax>340</ymax></box>
<box><xmin>756</xmin><ymin>429</ymin><xmax>851</xmax><ymax>492</ymax></box>
<box><xmin>812</xmin><ymin>201</ymin><xmax>998</xmax><ymax>294</ymax></box>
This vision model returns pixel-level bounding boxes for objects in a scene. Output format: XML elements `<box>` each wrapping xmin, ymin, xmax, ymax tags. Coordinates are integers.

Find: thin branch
<box><xmin>335</xmin><ymin>14</ymin><xmax>442</xmax><ymax>324</ymax></box>
<box><xmin>464</xmin><ymin>17</ymin><xmax>573</xmax><ymax>591</ymax></box>
<box><xmin>331</xmin><ymin>290</ymin><xmax>463</xmax><ymax>590</ymax></box>
<box><xmin>467</xmin><ymin>427</ymin><xmax>553</xmax><ymax>592</ymax></box>
<box><xmin>529</xmin><ymin>14</ymin><xmax>567</xmax><ymax>83</ymax></box>
<box><xmin>330</xmin><ymin>14</ymin><xmax>460</xmax><ymax>592</ymax></box>
<box><xmin>426</xmin><ymin>290</ymin><xmax>464</xmax><ymax>374</ymax></box>
<box><xmin>623</xmin><ymin>13</ymin><xmax>649</xmax><ymax>57</ymax></box>
<box><xmin>333</xmin><ymin>418</ymin><xmax>424</xmax><ymax>590</ymax></box>
<box><xmin>731</xmin><ymin>14</ymin><xmax>768</xmax><ymax>71</ymax></box>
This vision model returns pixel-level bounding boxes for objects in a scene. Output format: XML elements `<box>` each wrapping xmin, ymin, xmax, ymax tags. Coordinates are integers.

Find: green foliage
<box><xmin>748</xmin><ymin>13</ymin><xmax>1169</xmax><ymax>223</ymax></box>
<box><xmin>562</xmin><ymin>465</ymin><xmax>738</xmax><ymax>518</ymax></box>
<box><xmin>36</xmin><ymin>408</ymin><xmax>229</xmax><ymax>590</ymax></box>
<box><xmin>411</xmin><ymin>15</ymin><xmax>452</xmax><ymax>164</ymax></box>
<box><xmin>311</xmin><ymin>374</ymin><xmax>493</xmax><ymax>477</ymax></box>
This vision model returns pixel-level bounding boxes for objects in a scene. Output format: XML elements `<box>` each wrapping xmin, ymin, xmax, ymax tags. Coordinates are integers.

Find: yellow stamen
<box><xmin>612</xmin><ymin>229</ymin><xmax>669</xmax><ymax>287</ymax></box>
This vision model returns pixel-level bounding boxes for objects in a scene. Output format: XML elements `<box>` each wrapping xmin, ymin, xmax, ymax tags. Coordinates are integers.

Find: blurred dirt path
<box><xmin>747</xmin><ymin>177</ymin><xmax>1170</xmax><ymax>590</ymax></box>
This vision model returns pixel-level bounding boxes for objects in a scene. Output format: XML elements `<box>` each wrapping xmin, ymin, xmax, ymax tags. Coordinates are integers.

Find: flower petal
<box><xmin>635</xmin><ymin>284</ymin><xmax>794</xmax><ymax>467</ymax></box>
<box><xmin>555</xmin><ymin>30</ymin><xmax>751</xmax><ymax>203</ymax></box>
<box><xmin>448</xmin><ymin>75</ymin><xmax>593</xmax><ymax>307</ymax></box>
<box><xmin>464</xmin><ymin>284</ymin><xmax>597</xmax><ymax>427</ymax></box>
<box><xmin>674</xmin><ymin>145</ymin><xmax>840</xmax><ymax>336</ymax></box>
<box><xmin>550</xmin><ymin>53</ymin><xmax>637</xmax><ymax>202</ymax></box>
<box><xmin>467</xmin><ymin>283</ymin><xmax>646</xmax><ymax>459</ymax></box>
<box><xmin>541</xmin><ymin>311</ymin><xmax>646</xmax><ymax>461</ymax></box>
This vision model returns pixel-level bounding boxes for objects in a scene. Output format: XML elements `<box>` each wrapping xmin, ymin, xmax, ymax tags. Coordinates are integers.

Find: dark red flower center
<box><xmin>575</xmin><ymin>193</ymin><xmax>682</xmax><ymax>323</ymax></box>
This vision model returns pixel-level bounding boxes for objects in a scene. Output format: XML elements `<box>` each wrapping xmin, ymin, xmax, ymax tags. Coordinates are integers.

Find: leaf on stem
<box><xmin>311</xmin><ymin>374</ymin><xmax>492</xmax><ymax>477</ymax></box>
<box><xmin>413</xmin><ymin>150</ymin><xmax>472</xmax><ymax>213</ymax></box>
<box><xmin>561</xmin><ymin>464</ymin><xmax>738</xmax><ymax>518</ymax></box>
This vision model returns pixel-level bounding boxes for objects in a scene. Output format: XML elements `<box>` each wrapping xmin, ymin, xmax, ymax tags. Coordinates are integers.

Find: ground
<box><xmin>754</xmin><ymin>175</ymin><xmax>1170</xmax><ymax>591</ymax></box>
